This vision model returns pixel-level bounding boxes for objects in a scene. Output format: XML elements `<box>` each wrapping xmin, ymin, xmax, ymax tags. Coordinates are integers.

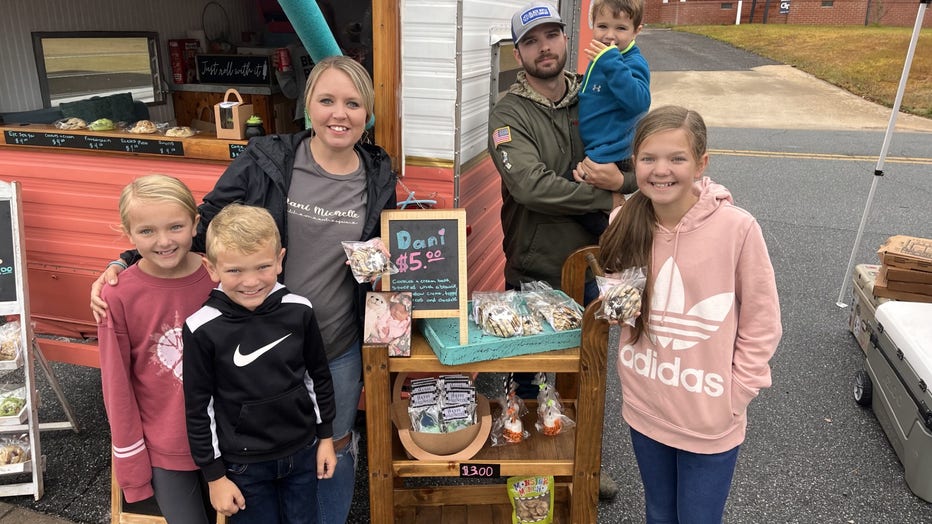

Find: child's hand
<box><xmin>208</xmin><ymin>476</ymin><xmax>246</xmax><ymax>517</ymax></box>
<box><xmin>90</xmin><ymin>264</ymin><xmax>124</xmax><ymax>323</ymax></box>
<box><xmin>575</xmin><ymin>157</ymin><xmax>625</xmax><ymax>191</ymax></box>
<box><xmin>584</xmin><ymin>39</ymin><xmax>610</xmax><ymax>60</ymax></box>
<box><xmin>317</xmin><ymin>438</ymin><xmax>337</xmax><ymax>479</ymax></box>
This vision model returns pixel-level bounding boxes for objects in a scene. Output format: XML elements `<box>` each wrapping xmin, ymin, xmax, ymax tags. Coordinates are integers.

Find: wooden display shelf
<box><xmin>391</xmin><ymin>484</ymin><xmax>572</xmax><ymax>523</ymax></box>
<box><xmin>0</xmin><ymin>124</ymin><xmax>246</xmax><ymax>163</ymax></box>
<box><xmin>363</xmin><ymin>297</ymin><xmax>609</xmax><ymax>524</ymax></box>
<box><xmin>391</xmin><ymin>404</ymin><xmax>577</xmax><ymax>477</ymax></box>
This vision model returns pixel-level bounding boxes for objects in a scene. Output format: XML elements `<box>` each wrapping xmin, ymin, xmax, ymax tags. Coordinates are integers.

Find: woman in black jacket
<box><xmin>93</xmin><ymin>55</ymin><xmax>397</xmax><ymax>523</ymax></box>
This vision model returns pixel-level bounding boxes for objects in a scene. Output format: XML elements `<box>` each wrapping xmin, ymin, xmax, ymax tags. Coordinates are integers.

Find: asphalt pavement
<box><xmin>3</xmin><ymin>28</ymin><xmax>932</xmax><ymax>523</ymax></box>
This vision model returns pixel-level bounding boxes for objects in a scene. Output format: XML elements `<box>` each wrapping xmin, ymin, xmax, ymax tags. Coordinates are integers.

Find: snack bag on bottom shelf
<box><xmin>507</xmin><ymin>475</ymin><xmax>555</xmax><ymax>523</ymax></box>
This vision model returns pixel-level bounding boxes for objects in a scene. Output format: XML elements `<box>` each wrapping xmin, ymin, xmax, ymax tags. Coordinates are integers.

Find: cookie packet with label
<box><xmin>342</xmin><ymin>238</ymin><xmax>398</xmax><ymax>283</ymax></box>
<box><xmin>507</xmin><ymin>475</ymin><xmax>555</xmax><ymax>523</ymax></box>
<box><xmin>596</xmin><ymin>267</ymin><xmax>647</xmax><ymax>327</ymax></box>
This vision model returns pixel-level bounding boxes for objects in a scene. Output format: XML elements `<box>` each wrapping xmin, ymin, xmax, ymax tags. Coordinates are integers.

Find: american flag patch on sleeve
<box><xmin>492</xmin><ymin>126</ymin><xmax>512</xmax><ymax>147</ymax></box>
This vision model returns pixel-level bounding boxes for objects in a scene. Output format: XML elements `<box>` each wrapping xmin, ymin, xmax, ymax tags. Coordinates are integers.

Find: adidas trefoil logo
<box><xmin>649</xmin><ymin>257</ymin><xmax>733</xmax><ymax>351</ymax></box>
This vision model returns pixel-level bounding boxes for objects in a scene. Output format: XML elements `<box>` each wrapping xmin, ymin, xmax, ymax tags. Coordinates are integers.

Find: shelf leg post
<box><xmin>572</xmin><ymin>301</ymin><xmax>609</xmax><ymax>523</ymax></box>
<box><xmin>362</xmin><ymin>343</ymin><xmax>394</xmax><ymax>523</ymax></box>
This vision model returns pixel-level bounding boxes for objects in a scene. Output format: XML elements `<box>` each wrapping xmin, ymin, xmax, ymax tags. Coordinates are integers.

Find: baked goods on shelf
<box><xmin>165</xmin><ymin>126</ymin><xmax>195</xmax><ymax>138</ymax></box>
<box><xmin>54</xmin><ymin>117</ymin><xmax>86</xmax><ymax>130</ymax></box>
<box><xmin>128</xmin><ymin>120</ymin><xmax>157</xmax><ymax>134</ymax></box>
<box><xmin>0</xmin><ymin>443</ymin><xmax>26</xmax><ymax>465</ymax></box>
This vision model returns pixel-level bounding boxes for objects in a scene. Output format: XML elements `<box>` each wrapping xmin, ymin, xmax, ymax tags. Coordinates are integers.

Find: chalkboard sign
<box><xmin>382</xmin><ymin>209</ymin><xmax>468</xmax><ymax>344</ymax></box>
<box><xmin>229</xmin><ymin>143</ymin><xmax>247</xmax><ymax>158</ymax></box>
<box><xmin>3</xmin><ymin>130</ymin><xmax>184</xmax><ymax>156</ymax></box>
<box><xmin>0</xmin><ymin>199</ymin><xmax>16</xmax><ymax>303</ymax></box>
<box><xmin>197</xmin><ymin>54</ymin><xmax>273</xmax><ymax>85</ymax></box>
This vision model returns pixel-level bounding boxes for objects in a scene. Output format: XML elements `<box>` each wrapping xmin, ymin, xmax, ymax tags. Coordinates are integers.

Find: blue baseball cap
<box><xmin>511</xmin><ymin>1</ymin><xmax>565</xmax><ymax>45</ymax></box>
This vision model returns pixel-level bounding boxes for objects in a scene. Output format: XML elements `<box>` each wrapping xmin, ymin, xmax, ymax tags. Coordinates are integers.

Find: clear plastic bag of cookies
<box><xmin>521</xmin><ymin>281</ymin><xmax>583</xmax><ymax>332</ymax></box>
<box><xmin>0</xmin><ymin>321</ymin><xmax>23</xmax><ymax>362</ymax></box>
<box><xmin>472</xmin><ymin>291</ymin><xmax>524</xmax><ymax>338</ymax></box>
<box><xmin>341</xmin><ymin>238</ymin><xmax>397</xmax><ymax>283</ymax></box>
<box><xmin>0</xmin><ymin>386</ymin><xmax>26</xmax><ymax>418</ymax></box>
<box><xmin>53</xmin><ymin>117</ymin><xmax>87</xmax><ymax>130</ymax></box>
<box><xmin>507</xmin><ymin>475</ymin><xmax>555</xmax><ymax>524</ymax></box>
<box><xmin>0</xmin><ymin>435</ymin><xmax>30</xmax><ymax>465</ymax></box>
<box><xmin>596</xmin><ymin>267</ymin><xmax>646</xmax><ymax>327</ymax></box>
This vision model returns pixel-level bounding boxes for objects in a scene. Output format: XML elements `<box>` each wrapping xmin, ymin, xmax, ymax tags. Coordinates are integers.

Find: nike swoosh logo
<box><xmin>232</xmin><ymin>334</ymin><xmax>292</xmax><ymax>367</ymax></box>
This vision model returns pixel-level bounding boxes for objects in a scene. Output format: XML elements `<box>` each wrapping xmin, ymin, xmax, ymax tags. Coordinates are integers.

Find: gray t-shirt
<box><xmin>285</xmin><ymin>138</ymin><xmax>367</xmax><ymax>360</ymax></box>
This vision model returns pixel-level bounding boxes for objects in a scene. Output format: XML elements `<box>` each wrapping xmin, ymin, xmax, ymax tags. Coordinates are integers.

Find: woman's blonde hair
<box><xmin>598</xmin><ymin>105</ymin><xmax>707</xmax><ymax>342</ymax></box>
<box><xmin>303</xmin><ymin>55</ymin><xmax>375</xmax><ymax>124</ymax></box>
<box><xmin>119</xmin><ymin>174</ymin><xmax>197</xmax><ymax>232</ymax></box>
<box><xmin>205</xmin><ymin>203</ymin><xmax>281</xmax><ymax>264</ymax></box>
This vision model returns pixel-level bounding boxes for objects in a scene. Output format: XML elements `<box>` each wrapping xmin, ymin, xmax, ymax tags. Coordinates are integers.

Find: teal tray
<box><xmin>419</xmin><ymin>302</ymin><xmax>582</xmax><ymax>366</ymax></box>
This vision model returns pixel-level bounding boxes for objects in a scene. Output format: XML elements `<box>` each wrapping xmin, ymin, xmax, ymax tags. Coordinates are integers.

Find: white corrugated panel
<box><xmin>401</xmin><ymin>0</ymin><xmax>531</xmax><ymax>162</ymax></box>
<box><xmin>401</xmin><ymin>0</ymin><xmax>458</xmax><ymax>159</ymax></box>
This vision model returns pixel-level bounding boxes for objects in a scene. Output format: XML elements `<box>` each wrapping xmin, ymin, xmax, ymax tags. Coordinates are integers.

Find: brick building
<box><xmin>646</xmin><ymin>0</ymin><xmax>931</xmax><ymax>27</ymax></box>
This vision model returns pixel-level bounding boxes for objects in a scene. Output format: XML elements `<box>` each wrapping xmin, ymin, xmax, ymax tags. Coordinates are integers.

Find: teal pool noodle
<box><xmin>277</xmin><ymin>0</ymin><xmax>342</xmax><ymax>62</ymax></box>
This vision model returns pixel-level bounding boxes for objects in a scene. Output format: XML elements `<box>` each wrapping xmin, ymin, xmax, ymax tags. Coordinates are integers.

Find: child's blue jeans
<box><xmin>630</xmin><ymin>427</ymin><xmax>739</xmax><ymax>524</ymax></box>
<box><xmin>226</xmin><ymin>440</ymin><xmax>319</xmax><ymax>524</ymax></box>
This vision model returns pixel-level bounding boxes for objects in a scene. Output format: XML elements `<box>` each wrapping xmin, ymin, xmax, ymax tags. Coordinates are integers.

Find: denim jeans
<box><xmin>630</xmin><ymin>428</ymin><xmax>740</xmax><ymax>524</ymax></box>
<box><xmin>316</xmin><ymin>342</ymin><xmax>362</xmax><ymax>524</ymax></box>
<box><xmin>227</xmin><ymin>441</ymin><xmax>319</xmax><ymax>524</ymax></box>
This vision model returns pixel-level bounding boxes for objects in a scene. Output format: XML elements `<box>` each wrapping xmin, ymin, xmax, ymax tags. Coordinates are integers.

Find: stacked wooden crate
<box><xmin>874</xmin><ymin>235</ymin><xmax>932</xmax><ymax>303</ymax></box>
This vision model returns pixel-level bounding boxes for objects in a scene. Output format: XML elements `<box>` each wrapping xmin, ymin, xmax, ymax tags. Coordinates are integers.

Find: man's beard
<box><xmin>523</xmin><ymin>52</ymin><xmax>566</xmax><ymax>81</ymax></box>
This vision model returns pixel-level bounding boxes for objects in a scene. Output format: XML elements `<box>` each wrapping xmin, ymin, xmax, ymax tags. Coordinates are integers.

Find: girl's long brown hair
<box><xmin>598</xmin><ymin>105</ymin><xmax>707</xmax><ymax>343</ymax></box>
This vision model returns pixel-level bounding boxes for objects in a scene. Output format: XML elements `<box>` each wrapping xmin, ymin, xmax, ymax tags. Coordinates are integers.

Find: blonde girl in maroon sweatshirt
<box><xmin>599</xmin><ymin>106</ymin><xmax>781</xmax><ymax>523</ymax></box>
<box><xmin>97</xmin><ymin>175</ymin><xmax>214</xmax><ymax>523</ymax></box>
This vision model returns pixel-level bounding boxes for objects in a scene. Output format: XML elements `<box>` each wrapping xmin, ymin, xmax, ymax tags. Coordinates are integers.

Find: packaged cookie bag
<box><xmin>0</xmin><ymin>321</ymin><xmax>23</xmax><ymax>362</ymax></box>
<box><xmin>596</xmin><ymin>267</ymin><xmax>647</xmax><ymax>326</ymax></box>
<box><xmin>507</xmin><ymin>475</ymin><xmax>555</xmax><ymax>523</ymax></box>
<box><xmin>522</xmin><ymin>281</ymin><xmax>583</xmax><ymax>331</ymax></box>
<box><xmin>472</xmin><ymin>291</ymin><xmax>524</xmax><ymax>338</ymax></box>
<box><xmin>342</xmin><ymin>238</ymin><xmax>398</xmax><ymax>283</ymax></box>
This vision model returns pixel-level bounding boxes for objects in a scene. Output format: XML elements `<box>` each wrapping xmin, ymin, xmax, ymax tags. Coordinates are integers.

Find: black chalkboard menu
<box><xmin>197</xmin><ymin>54</ymin><xmax>273</xmax><ymax>85</ymax></box>
<box><xmin>382</xmin><ymin>209</ymin><xmax>468</xmax><ymax>344</ymax></box>
<box><xmin>0</xmin><ymin>198</ymin><xmax>17</xmax><ymax>303</ymax></box>
<box><xmin>3</xmin><ymin>130</ymin><xmax>184</xmax><ymax>156</ymax></box>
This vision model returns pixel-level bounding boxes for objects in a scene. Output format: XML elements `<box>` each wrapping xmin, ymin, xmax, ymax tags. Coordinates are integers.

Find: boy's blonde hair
<box><xmin>119</xmin><ymin>174</ymin><xmax>197</xmax><ymax>232</ymax></box>
<box><xmin>592</xmin><ymin>0</ymin><xmax>645</xmax><ymax>28</ymax></box>
<box><xmin>205</xmin><ymin>204</ymin><xmax>281</xmax><ymax>263</ymax></box>
<box><xmin>303</xmin><ymin>55</ymin><xmax>375</xmax><ymax>125</ymax></box>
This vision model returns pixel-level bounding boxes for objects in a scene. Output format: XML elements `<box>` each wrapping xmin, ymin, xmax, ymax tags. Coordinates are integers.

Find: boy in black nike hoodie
<box><xmin>183</xmin><ymin>204</ymin><xmax>336</xmax><ymax>524</ymax></box>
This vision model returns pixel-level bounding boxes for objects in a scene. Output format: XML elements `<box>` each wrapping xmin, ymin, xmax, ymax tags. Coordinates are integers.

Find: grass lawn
<box><xmin>671</xmin><ymin>25</ymin><xmax>932</xmax><ymax>118</ymax></box>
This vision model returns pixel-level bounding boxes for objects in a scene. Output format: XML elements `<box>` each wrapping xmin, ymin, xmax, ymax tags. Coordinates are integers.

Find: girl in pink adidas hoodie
<box><xmin>599</xmin><ymin>105</ymin><xmax>781</xmax><ymax>523</ymax></box>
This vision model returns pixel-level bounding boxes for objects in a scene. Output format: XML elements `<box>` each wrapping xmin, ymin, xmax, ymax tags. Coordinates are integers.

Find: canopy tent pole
<box><xmin>836</xmin><ymin>0</ymin><xmax>929</xmax><ymax>308</ymax></box>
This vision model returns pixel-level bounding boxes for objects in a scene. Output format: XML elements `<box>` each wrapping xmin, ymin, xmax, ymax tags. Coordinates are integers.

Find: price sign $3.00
<box><xmin>459</xmin><ymin>463</ymin><xmax>500</xmax><ymax>478</ymax></box>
